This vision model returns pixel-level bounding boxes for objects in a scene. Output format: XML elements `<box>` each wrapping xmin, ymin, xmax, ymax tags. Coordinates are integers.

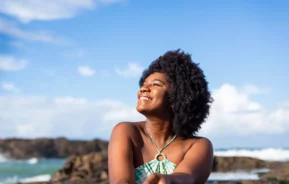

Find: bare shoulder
<box><xmin>183</xmin><ymin>136</ymin><xmax>214</xmax><ymax>157</ymax></box>
<box><xmin>108</xmin><ymin>122</ymin><xmax>143</xmax><ymax>183</ymax></box>
<box><xmin>193</xmin><ymin>137</ymin><xmax>213</xmax><ymax>150</ymax></box>
<box><xmin>110</xmin><ymin>121</ymin><xmax>144</xmax><ymax>139</ymax></box>
<box><xmin>112</xmin><ymin>122</ymin><xmax>136</xmax><ymax>132</ymax></box>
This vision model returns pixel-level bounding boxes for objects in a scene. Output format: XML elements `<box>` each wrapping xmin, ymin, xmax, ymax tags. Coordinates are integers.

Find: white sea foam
<box><xmin>27</xmin><ymin>157</ymin><xmax>38</xmax><ymax>164</ymax></box>
<box><xmin>208</xmin><ymin>171</ymin><xmax>259</xmax><ymax>181</ymax></box>
<box><xmin>0</xmin><ymin>153</ymin><xmax>9</xmax><ymax>163</ymax></box>
<box><xmin>214</xmin><ymin>148</ymin><xmax>289</xmax><ymax>161</ymax></box>
<box><xmin>0</xmin><ymin>174</ymin><xmax>51</xmax><ymax>184</ymax></box>
<box><xmin>208</xmin><ymin>168</ymin><xmax>271</xmax><ymax>181</ymax></box>
<box><xmin>20</xmin><ymin>174</ymin><xmax>51</xmax><ymax>183</ymax></box>
<box><xmin>0</xmin><ymin>155</ymin><xmax>6</xmax><ymax>162</ymax></box>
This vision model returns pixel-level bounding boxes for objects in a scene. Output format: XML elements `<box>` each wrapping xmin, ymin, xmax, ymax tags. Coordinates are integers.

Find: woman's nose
<box><xmin>140</xmin><ymin>84</ymin><xmax>150</xmax><ymax>92</ymax></box>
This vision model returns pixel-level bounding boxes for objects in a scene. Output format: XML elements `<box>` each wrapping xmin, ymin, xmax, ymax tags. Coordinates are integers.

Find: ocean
<box><xmin>0</xmin><ymin>148</ymin><xmax>289</xmax><ymax>184</ymax></box>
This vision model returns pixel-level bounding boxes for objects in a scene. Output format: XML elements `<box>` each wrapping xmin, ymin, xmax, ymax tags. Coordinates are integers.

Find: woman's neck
<box><xmin>145</xmin><ymin>118</ymin><xmax>175</xmax><ymax>145</ymax></box>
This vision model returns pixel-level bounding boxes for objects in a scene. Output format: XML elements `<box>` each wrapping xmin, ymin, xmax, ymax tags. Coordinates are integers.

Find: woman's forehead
<box><xmin>145</xmin><ymin>72</ymin><xmax>167</xmax><ymax>81</ymax></box>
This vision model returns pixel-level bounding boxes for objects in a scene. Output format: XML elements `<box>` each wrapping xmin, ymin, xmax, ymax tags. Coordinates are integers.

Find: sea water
<box><xmin>0</xmin><ymin>148</ymin><xmax>289</xmax><ymax>183</ymax></box>
<box><xmin>0</xmin><ymin>157</ymin><xmax>65</xmax><ymax>184</ymax></box>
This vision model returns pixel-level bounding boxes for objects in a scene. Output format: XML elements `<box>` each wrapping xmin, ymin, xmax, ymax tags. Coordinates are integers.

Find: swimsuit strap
<box><xmin>147</xmin><ymin>133</ymin><xmax>177</xmax><ymax>154</ymax></box>
<box><xmin>145</xmin><ymin>121</ymin><xmax>177</xmax><ymax>154</ymax></box>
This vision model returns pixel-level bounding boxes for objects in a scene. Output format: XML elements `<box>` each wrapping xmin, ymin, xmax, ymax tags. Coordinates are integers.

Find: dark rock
<box><xmin>51</xmin><ymin>152</ymin><xmax>108</xmax><ymax>184</ymax></box>
<box><xmin>0</xmin><ymin>137</ymin><xmax>108</xmax><ymax>159</ymax></box>
<box><xmin>261</xmin><ymin>162</ymin><xmax>289</xmax><ymax>181</ymax></box>
<box><xmin>213</xmin><ymin>156</ymin><xmax>267</xmax><ymax>172</ymax></box>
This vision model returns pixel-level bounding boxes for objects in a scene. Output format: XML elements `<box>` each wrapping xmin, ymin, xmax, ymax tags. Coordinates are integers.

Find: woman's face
<box><xmin>136</xmin><ymin>72</ymin><xmax>172</xmax><ymax>116</ymax></box>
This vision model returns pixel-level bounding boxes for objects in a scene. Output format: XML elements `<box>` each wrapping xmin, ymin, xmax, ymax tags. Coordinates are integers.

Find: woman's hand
<box><xmin>143</xmin><ymin>174</ymin><xmax>172</xmax><ymax>184</ymax></box>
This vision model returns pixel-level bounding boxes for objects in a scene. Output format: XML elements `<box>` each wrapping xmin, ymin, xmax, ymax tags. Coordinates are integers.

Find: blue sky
<box><xmin>0</xmin><ymin>0</ymin><xmax>288</xmax><ymax>148</ymax></box>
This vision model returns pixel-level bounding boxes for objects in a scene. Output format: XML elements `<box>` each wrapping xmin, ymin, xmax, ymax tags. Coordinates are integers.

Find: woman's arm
<box><xmin>108</xmin><ymin>122</ymin><xmax>136</xmax><ymax>184</ymax></box>
<box><xmin>144</xmin><ymin>137</ymin><xmax>213</xmax><ymax>184</ymax></box>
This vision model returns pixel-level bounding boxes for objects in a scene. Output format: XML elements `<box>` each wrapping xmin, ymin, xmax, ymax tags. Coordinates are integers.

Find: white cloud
<box><xmin>116</xmin><ymin>63</ymin><xmax>144</xmax><ymax>78</ymax></box>
<box><xmin>77</xmin><ymin>66</ymin><xmax>96</xmax><ymax>76</ymax></box>
<box><xmin>0</xmin><ymin>55</ymin><xmax>28</xmax><ymax>71</ymax></box>
<box><xmin>0</xmin><ymin>96</ymin><xmax>143</xmax><ymax>139</ymax></box>
<box><xmin>211</xmin><ymin>84</ymin><xmax>262</xmax><ymax>113</ymax></box>
<box><xmin>16</xmin><ymin>123</ymin><xmax>34</xmax><ymax>137</ymax></box>
<box><xmin>0</xmin><ymin>83</ymin><xmax>288</xmax><ymax>141</ymax></box>
<box><xmin>0</xmin><ymin>0</ymin><xmax>123</xmax><ymax>23</ymax></box>
<box><xmin>242</xmin><ymin>84</ymin><xmax>268</xmax><ymax>95</ymax></box>
<box><xmin>2</xmin><ymin>82</ymin><xmax>20</xmax><ymax>92</ymax></box>
<box><xmin>0</xmin><ymin>18</ymin><xmax>65</xmax><ymax>43</ymax></box>
<box><xmin>279</xmin><ymin>101</ymin><xmax>289</xmax><ymax>108</ymax></box>
<box><xmin>0</xmin><ymin>0</ymin><xmax>95</xmax><ymax>23</ymax></box>
<box><xmin>200</xmin><ymin>84</ymin><xmax>289</xmax><ymax>137</ymax></box>
<box><xmin>54</xmin><ymin>96</ymin><xmax>87</xmax><ymax>105</ymax></box>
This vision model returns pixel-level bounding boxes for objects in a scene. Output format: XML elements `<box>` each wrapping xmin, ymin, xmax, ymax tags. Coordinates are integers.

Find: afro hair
<box><xmin>139</xmin><ymin>49</ymin><xmax>213</xmax><ymax>138</ymax></box>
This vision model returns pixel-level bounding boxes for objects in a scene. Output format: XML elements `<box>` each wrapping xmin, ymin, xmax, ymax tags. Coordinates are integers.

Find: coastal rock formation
<box><xmin>212</xmin><ymin>159</ymin><xmax>289</xmax><ymax>184</ymax></box>
<box><xmin>1</xmin><ymin>138</ymin><xmax>288</xmax><ymax>184</ymax></box>
<box><xmin>0</xmin><ymin>138</ymin><xmax>108</xmax><ymax>159</ymax></box>
<box><xmin>212</xmin><ymin>156</ymin><xmax>267</xmax><ymax>172</ymax></box>
<box><xmin>51</xmin><ymin>152</ymin><xmax>108</xmax><ymax>184</ymax></box>
<box><xmin>261</xmin><ymin>162</ymin><xmax>289</xmax><ymax>181</ymax></box>
<box><xmin>50</xmin><ymin>153</ymin><xmax>289</xmax><ymax>184</ymax></box>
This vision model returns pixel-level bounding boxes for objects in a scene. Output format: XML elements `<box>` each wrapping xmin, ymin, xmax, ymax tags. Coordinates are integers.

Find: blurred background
<box><xmin>0</xmin><ymin>0</ymin><xmax>289</xmax><ymax>183</ymax></box>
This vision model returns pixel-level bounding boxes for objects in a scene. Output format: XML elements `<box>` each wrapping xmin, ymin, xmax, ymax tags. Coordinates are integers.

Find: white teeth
<box><xmin>140</xmin><ymin>97</ymin><xmax>151</xmax><ymax>101</ymax></box>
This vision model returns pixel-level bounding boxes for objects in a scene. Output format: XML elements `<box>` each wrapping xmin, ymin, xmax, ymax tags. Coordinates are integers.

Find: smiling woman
<box><xmin>108</xmin><ymin>49</ymin><xmax>214</xmax><ymax>184</ymax></box>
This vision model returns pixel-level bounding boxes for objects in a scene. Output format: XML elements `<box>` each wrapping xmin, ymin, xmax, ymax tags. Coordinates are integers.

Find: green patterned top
<box><xmin>134</xmin><ymin>158</ymin><xmax>177</xmax><ymax>184</ymax></box>
<box><xmin>134</xmin><ymin>125</ymin><xmax>177</xmax><ymax>184</ymax></box>
<box><xmin>135</xmin><ymin>122</ymin><xmax>178</xmax><ymax>183</ymax></box>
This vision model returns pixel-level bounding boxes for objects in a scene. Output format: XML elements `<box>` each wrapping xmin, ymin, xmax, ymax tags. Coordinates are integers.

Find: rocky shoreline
<box><xmin>1</xmin><ymin>138</ymin><xmax>288</xmax><ymax>184</ymax></box>
<box><xmin>0</xmin><ymin>138</ymin><xmax>108</xmax><ymax>159</ymax></box>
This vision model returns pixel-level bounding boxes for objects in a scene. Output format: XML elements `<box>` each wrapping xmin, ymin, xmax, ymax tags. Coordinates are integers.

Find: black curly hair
<box><xmin>139</xmin><ymin>49</ymin><xmax>213</xmax><ymax>138</ymax></box>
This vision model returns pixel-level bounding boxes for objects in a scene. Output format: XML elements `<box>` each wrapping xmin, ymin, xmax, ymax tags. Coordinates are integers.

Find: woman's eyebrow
<box><xmin>143</xmin><ymin>79</ymin><xmax>166</xmax><ymax>84</ymax></box>
<box><xmin>152</xmin><ymin>79</ymin><xmax>165</xmax><ymax>84</ymax></box>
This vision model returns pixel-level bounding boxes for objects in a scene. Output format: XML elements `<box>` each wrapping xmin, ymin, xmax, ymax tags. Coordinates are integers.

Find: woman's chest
<box><xmin>132</xmin><ymin>138</ymin><xmax>194</xmax><ymax>168</ymax></box>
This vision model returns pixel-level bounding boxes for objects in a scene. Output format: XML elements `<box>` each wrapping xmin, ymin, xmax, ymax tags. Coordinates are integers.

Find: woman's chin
<box><xmin>136</xmin><ymin>105</ymin><xmax>150</xmax><ymax>115</ymax></box>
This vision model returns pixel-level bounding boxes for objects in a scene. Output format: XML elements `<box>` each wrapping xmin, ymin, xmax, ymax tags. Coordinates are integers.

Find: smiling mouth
<box><xmin>140</xmin><ymin>96</ymin><xmax>152</xmax><ymax>101</ymax></box>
